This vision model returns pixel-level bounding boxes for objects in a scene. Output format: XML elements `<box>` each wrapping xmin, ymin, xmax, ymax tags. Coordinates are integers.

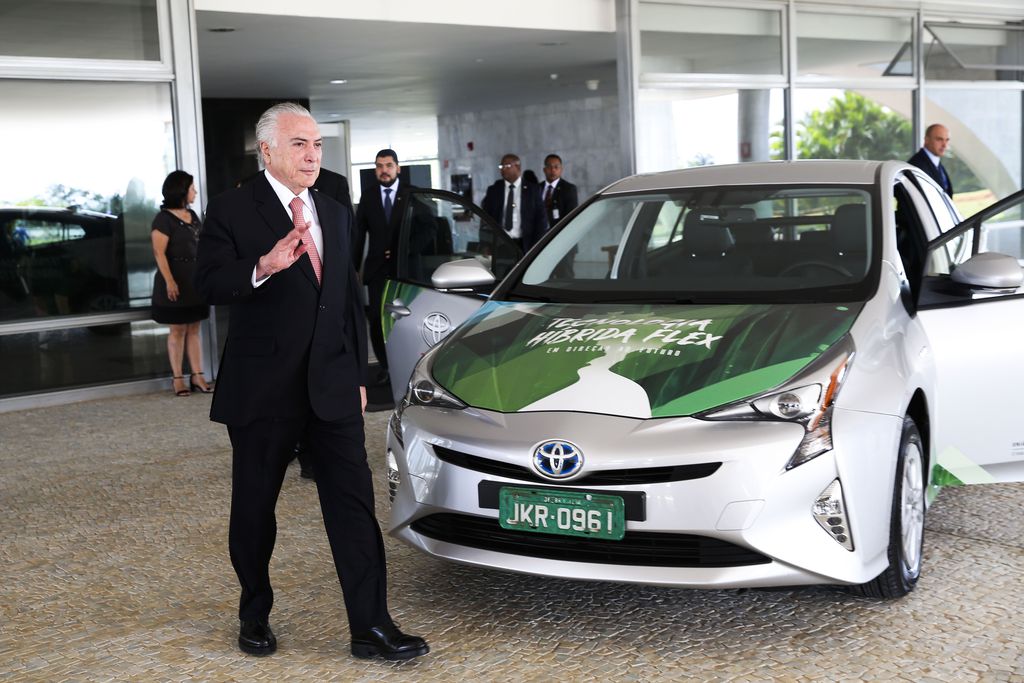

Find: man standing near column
<box><xmin>540</xmin><ymin>154</ymin><xmax>579</xmax><ymax>229</ymax></box>
<box><xmin>196</xmin><ymin>103</ymin><xmax>428</xmax><ymax>662</ymax></box>
<box><xmin>482</xmin><ymin>153</ymin><xmax>547</xmax><ymax>250</ymax></box>
<box><xmin>353</xmin><ymin>148</ymin><xmax>405</xmax><ymax>388</ymax></box>
<box><xmin>908</xmin><ymin>123</ymin><xmax>954</xmax><ymax>197</ymax></box>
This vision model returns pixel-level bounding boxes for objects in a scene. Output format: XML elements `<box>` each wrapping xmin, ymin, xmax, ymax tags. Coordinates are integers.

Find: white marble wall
<box><xmin>438</xmin><ymin>95</ymin><xmax>624</xmax><ymax>206</ymax></box>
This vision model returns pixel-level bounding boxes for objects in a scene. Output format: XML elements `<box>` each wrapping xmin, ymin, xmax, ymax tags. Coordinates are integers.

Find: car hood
<box><xmin>429</xmin><ymin>301</ymin><xmax>863</xmax><ymax>419</ymax></box>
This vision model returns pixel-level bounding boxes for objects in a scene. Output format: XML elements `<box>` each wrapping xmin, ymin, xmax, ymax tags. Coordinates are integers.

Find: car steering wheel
<box><xmin>778</xmin><ymin>261</ymin><xmax>853</xmax><ymax>278</ymax></box>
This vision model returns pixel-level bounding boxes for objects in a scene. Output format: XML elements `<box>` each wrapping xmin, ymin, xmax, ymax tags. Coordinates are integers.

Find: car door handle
<box><xmin>385</xmin><ymin>300</ymin><xmax>411</xmax><ymax>319</ymax></box>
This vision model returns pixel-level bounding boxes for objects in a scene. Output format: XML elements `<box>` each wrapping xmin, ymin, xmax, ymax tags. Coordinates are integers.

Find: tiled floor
<box><xmin>2</xmin><ymin>392</ymin><xmax>1023</xmax><ymax>681</ymax></box>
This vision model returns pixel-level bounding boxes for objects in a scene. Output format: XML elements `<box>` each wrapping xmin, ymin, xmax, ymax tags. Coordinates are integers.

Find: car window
<box><xmin>646</xmin><ymin>201</ymin><xmax>686</xmax><ymax>250</ymax></box>
<box><xmin>397</xmin><ymin>192</ymin><xmax>518</xmax><ymax>287</ymax></box>
<box><xmin>509</xmin><ymin>185</ymin><xmax>876</xmax><ymax>304</ymax></box>
<box><xmin>16</xmin><ymin>219</ymin><xmax>87</xmax><ymax>246</ymax></box>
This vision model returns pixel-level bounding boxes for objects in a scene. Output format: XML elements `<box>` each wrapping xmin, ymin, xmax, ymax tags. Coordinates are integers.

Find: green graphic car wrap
<box><xmin>430</xmin><ymin>301</ymin><xmax>863</xmax><ymax>418</ymax></box>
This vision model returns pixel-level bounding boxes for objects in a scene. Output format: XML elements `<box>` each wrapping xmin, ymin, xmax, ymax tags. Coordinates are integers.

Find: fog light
<box><xmin>812</xmin><ymin>479</ymin><xmax>853</xmax><ymax>551</ymax></box>
<box><xmin>386</xmin><ymin>450</ymin><xmax>400</xmax><ymax>503</ymax></box>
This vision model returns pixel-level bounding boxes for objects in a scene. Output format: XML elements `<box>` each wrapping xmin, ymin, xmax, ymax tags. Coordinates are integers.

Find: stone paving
<box><xmin>1</xmin><ymin>392</ymin><xmax>1023</xmax><ymax>682</ymax></box>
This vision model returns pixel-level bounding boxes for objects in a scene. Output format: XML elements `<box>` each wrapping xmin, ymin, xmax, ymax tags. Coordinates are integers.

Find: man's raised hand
<box><xmin>256</xmin><ymin>222</ymin><xmax>310</xmax><ymax>280</ymax></box>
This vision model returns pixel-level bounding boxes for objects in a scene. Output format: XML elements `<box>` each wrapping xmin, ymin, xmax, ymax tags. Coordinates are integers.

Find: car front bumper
<box><xmin>386</xmin><ymin>405</ymin><xmax>902</xmax><ymax>588</ymax></box>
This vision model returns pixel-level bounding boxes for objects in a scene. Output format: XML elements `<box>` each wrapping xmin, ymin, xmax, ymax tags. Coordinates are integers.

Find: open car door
<box><xmin>916</xmin><ymin>188</ymin><xmax>1024</xmax><ymax>485</ymax></box>
<box><xmin>382</xmin><ymin>189</ymin><xmax>521</xmax><ymax>402</ymax></box>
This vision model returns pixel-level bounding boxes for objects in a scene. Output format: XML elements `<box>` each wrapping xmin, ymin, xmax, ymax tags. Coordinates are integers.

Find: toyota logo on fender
<box><xmin>421</xmin><ymin>312</ymin><xmax>452</xmax><ymax>346</ymax></box>
<box><xmin>532</xmin><ymin>440</ymin><xmax>584</xmax><ymax>480</ymax></box>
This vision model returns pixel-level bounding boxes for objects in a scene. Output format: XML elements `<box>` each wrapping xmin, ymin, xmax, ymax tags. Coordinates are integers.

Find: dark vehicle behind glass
<box><xmin>0</xmin><ymin>206</ymin><xmax>128</xmax><ymax>322</ymax></box>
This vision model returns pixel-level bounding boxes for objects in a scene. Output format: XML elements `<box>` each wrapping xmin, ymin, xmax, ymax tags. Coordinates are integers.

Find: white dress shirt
<box><xmin>253</xmin><ymin>170</ymin><xmax>324</xmax><ymax>287</ymax></box>
<box><xmin>541</xmin><ymin>178</ymin><xmax>561</xmax><ymax>219</ymax></box>
<box><xmin>380</xmin><ymin>178</ymin><xmax>400</xmax><ymax>209</ymax></box>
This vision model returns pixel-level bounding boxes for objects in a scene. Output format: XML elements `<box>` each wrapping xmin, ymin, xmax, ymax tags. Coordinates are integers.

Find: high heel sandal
<box><xmin>190</xmin><ymin>372</ymin><xmax>214</xmax><ymax>394</ymax></box>
<box><xmin>172</xmin><ymin>376</ymin><xmax>190</xmax><ymax>397</ymax></box>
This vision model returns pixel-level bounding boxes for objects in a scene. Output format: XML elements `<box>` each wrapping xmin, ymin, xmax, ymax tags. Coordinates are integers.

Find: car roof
<box><xmin>0</xmin><ymin>206</ymin><xmax>117</xmax><ymax>220</ymax></box>
<box><xmin>602</xmin><ymin>160</ymin><xmax>910</xmax><ymax>194</ymax></box>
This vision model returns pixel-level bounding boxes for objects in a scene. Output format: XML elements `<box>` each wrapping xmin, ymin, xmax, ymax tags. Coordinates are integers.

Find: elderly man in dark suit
<box><xmin>482</xmin><ymin>153</ymin><xmax>547</xmax><ymax>250</ymax></box>
<box><xmin>196</xmin><ymin>103</ymin><xmax>428</xmax><ymax>662</ymax></box>
<box><xmin>908</xmin><ymin>123</ymin><xmax>953</xmax><ymax>197</ymax></box>
<box><xmin>540</xmin><ymin>154</ymin><xmax>580</xmax><ymax>228</ymax></box>
<box><xmin>352</xmin><ymin>149</ymin><xmax>406</xmax><ymax>387</ymax></box>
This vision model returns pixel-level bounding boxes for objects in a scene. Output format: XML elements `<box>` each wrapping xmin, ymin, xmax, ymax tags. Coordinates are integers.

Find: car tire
<box><xmin>850</xmin><ymin>416</ymin><xmax>925</xmax><ymax>599</ymax></box>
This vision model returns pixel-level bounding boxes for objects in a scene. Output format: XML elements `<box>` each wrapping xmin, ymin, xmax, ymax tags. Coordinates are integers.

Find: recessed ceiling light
<box><xmin>550</xmin><ymin>73</ymin><xmax>559</xmax><ymax>80</ymax></box>
<box><xmin>208</xmin><ymin>27</ymin><xmax>236</xmax><ymax>33</ymax></box>
<box><xmin>330</xmin><ymin>79</ymin><xmax>348</xmax><ymax>85</ymax></box>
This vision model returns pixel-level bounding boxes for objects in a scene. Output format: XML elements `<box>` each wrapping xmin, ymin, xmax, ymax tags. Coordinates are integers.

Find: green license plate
<box><xmin>498</xmin><ymin>487</ymin><xmax>625</xmax><ymax>541</ymax></box>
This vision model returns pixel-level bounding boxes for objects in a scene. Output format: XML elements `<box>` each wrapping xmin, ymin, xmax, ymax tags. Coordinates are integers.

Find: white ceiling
<box><xmin>195</xmin><ymin>11</ymin><xmax>618</xmax><ymax>145</ymax></box>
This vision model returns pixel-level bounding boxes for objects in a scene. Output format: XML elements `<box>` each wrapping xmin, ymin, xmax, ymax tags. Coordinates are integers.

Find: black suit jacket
<box><xmin>196</xmin><ymin>173</ymin><xmax>368</xmax><ymax>426</ymax></box>
<box><xmin>313</xmin><ymin>167</ymin><xmax>354</xmax><ymax>214</ymax></box>
<box><xmin>541</xmin><ymin>179</ymin><xmax>579</xmax><ymax>228</ymax></box>
<box><xmin>353</xmin><ymin>182</ymin><xmax>412</xmax><ymax>284</ymax></box>
<box><xmin>908</xmin><ymin>149</ymin><xmax>953</xmax><ymax>197</ymax></box>
<box><xmin>482</xmin><ymin>178</ymin><xmax>548</xmax><ymax>249</ymax></box>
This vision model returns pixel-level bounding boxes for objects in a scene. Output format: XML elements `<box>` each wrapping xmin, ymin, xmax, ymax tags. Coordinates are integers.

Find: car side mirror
<box><xmin>951</xmin><ymin>252</ymin><xmax>1023</xmax><ymax>290</ymax></box>
<box><xmin>431</xmin><ymin>258</ymin><xmax>496</xmax><ymax>291</ymax></box>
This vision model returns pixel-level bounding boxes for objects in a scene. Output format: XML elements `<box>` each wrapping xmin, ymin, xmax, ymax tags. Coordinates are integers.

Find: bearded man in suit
<box><xmin>196</xmin><ymin>102</ymin><xmax>428</xmax><ymax>662</ymax></box>
<box><xmin>352</xmin><ymin>149</ymin><xmax>406</xmax><ymax>387</ymax></box>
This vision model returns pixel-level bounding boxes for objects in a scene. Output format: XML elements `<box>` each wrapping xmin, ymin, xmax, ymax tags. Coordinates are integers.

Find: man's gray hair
<box><xmin>255</xmin><ymin>102</ymin><xmax>315</xmax><ymax>151</ymax></box>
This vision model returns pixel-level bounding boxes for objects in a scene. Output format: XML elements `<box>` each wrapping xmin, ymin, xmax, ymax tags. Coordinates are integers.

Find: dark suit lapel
<box><xmin>253</xmin><ymin>174</ymin><xmax>292</xmax><ymax>242</ymax></box>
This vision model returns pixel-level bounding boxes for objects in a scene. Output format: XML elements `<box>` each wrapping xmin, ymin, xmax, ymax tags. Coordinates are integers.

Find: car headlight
<box><xmin>405</xmin><ymin>345</ymin><xmax>466</xmax><ymax>410</ymax></box>
<box><xmin>697</xmin><ymin>335</ymin><xmax>855</xmax><ymax>470</ymax></box>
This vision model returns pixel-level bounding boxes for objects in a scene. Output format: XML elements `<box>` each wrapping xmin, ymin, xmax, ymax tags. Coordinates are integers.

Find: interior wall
<box><xmin>201</xmin><ymin>97</ymin><xmax>310</xmax><ymax>199</ymax></box>
<box><xmin>438</xmin><ymin>95</ymin><xmax>624</xmax><ymax>207</ymax></box>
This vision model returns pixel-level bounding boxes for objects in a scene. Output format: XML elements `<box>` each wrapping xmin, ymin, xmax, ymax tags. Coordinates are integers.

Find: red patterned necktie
<box><xmin>288</xmin><ymin>196</ymin><xmax>321</xmax><ymax>284</ymax></box>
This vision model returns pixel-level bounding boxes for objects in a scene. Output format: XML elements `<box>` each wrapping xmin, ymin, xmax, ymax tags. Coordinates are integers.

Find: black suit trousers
<box><xmin>366</xmin><ymin>275</ymin><xmax>388</xmax><ymax>372</ymax></box>
<box><xmin>227</xmin><ymin>387</ymin><xmax>391</xmax><ymax>632</ymax></box>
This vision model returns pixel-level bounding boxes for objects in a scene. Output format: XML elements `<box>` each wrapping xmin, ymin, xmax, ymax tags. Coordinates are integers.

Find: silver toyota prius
<box><xmin>380</xmin><ymin>160</ymin><xmax>1024</xmax><ymax>598</ymax></box>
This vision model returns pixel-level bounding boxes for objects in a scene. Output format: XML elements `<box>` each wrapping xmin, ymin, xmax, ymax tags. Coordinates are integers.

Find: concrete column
<box><xmin>738</xmin><ymin>89</ymin><xmax>771</xmax><ymax>163</ymax></box>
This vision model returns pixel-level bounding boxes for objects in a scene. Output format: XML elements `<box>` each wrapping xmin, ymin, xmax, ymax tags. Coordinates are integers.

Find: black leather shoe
<box><xmin>238</xmin><ymin>619</ymin><xmax>276</xmax><ymax>656</ymax></box>
<box><xmin>351</xmin><ymin>623</ymin><xmax>429</xmax><ymax>661</ymax></box>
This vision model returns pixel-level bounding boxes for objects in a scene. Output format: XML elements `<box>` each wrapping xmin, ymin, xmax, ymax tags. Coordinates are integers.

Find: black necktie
<box><xmin>383</xmin><ymin>188</ymin><xmax>393</xmax><ymax>222</ymax></box>
<box><xmin>544</xmin><ymin>184</ymin><xmax>553</xmax><ymax>209</ymax></box>
<box><xmin>504</xmin><ymin>183</ymin><xmax>515</xmax><ymax>232</ymax></box>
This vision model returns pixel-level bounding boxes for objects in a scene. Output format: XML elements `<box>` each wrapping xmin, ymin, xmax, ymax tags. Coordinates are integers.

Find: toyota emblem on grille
<box><xmin>421</xmin><ymin>312</ymin><xmax>452</xmax><ymax>346</ymax></box>
<box><xmin>532</xmin><ymin>440</ymin><xmax>583</xmax><ymax>480</ymax></box>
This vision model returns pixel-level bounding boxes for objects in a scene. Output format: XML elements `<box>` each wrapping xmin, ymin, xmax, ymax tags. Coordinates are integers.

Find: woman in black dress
<box><xmin>151</xmin><ymin>170</ymin><xmax>212</xmax><ymax>396</ymax></box>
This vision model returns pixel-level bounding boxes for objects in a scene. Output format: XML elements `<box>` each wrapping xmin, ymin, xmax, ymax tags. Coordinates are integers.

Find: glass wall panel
<box><xmin>924</xmin><ymin>89</ymin><xmax>1022</xmax><ymax>219</ymax></box>
<box><xmin>636</xmin><ymin>88</ymin><xmax>785</xmax><ymax>173</ymax></box>
<box><xmin>797</xmin><ymin>11</ymin><xmax>914</xmax><ymax>78</ymax></box>
<box><xmin>0</xmin><ymin>0</ymin><xmax>160</xmax><ymax>61</ymax></box>
<box><xmin>925</xmin><ymin>22</ymin><xmax>1024</xmax><ymax>82</ymax></box>
<box><xmin>639</xmin><ymin>3</ymin><xmax>783</xmax><ymax>76</ymax></box>
<box><xmin>0</xmin><ymin>80</ymin><xmax>175</xmax><ymax>322</ymax></box>
<box><xmin>792</xmin><ymin>89</ymin><xmax>913</xmax><ymax>161</ymax></box>
<box><xmin>0</xmin><ymin>320</ymin><xmax>170</xmax><ymax>398</ymax></box>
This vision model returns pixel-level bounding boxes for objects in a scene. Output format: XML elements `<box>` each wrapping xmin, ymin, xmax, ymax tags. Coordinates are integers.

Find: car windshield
<box><xmin>502</xmin><ymin>185</ymin><xmax>876</xmax><ymax>304</ymax></box>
